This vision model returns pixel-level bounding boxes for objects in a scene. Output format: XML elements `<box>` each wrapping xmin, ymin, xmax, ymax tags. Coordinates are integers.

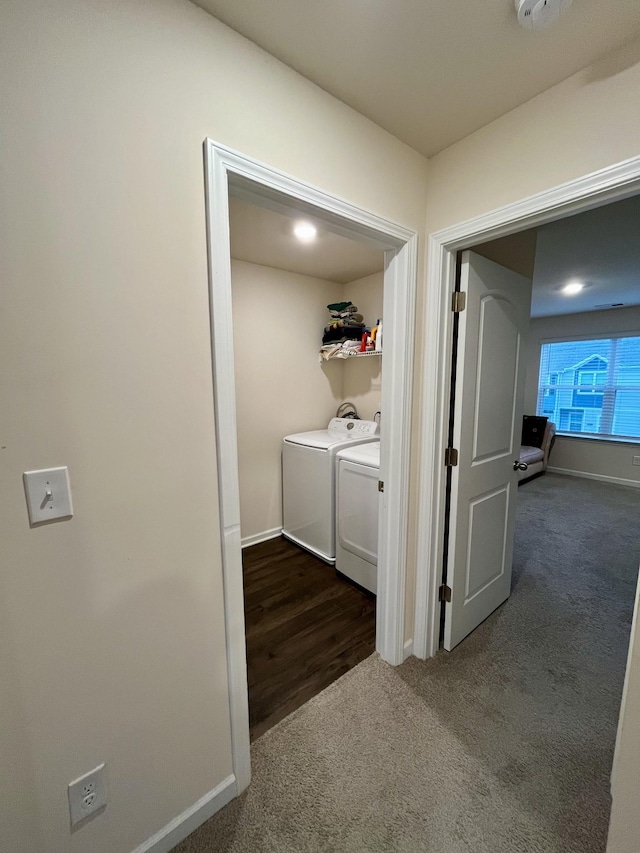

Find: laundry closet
<box><xmin>230</xmin><ymin>197</ymin><xmax>383</xmax><ymax>561</ymax></box>
<box><xmin>229</xmin><ymin>195</ymin><xmax>384</xmax><ymax>737</ymax></box>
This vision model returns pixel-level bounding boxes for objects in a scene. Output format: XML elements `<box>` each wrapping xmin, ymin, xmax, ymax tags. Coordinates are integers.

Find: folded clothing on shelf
<box><xmin>322</xmin><ymin>326</ymin><xmax>364</xmax><ymax>344</ymax></box>
<box><xmin>322</xmin><ymin>301</ymin><xmax>368</xmax><ymax>345</ymax></box>
<box><xmin>324</xmin><ymin>315</ymin><xmax>364</xmax><ymax>330</ymax></box>
<box><xmin>319</xmin><ymin>341</ymin><xmax>363</xmax><ymax>361</ymax></box>
<box><xmin>329</xmin><ymin>306</ymin><xmax>361</xmax><ymax>319</ymax></box>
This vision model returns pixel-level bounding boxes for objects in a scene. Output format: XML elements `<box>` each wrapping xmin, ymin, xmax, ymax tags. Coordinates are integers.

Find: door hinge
<box><xmin>439</xmin><ymin>584</ymin><xmax>452</xmax><ymax>603</ymax></box>
<box><xmin>444</xmin><ymin>447</ymin><xmax>458</xmax><ymax>467</ymax></box>
<box><xmin>451</xmin><ymin>291</ymin><xmax>466</xmax><ymax>313</ymax></box>
<box><xmin>378</xmin><ymin>480</ymin><xmax>384</xmax><ymax>493</ymax></box>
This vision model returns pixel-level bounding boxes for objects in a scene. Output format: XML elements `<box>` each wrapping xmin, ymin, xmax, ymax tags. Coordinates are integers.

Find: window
<box><xmin>537</xmin><ymin>335</ymin><xmax>640</xmax><ymax>441</ymax></box>
<box><xmin>541</xmin><ymin>372</ymin><xmax>558</xmax><ymax>415</ymax></box>
<box><xmin>558</xmin><ymin>409</ymin><xmax>584</xmax><ymax>432</ymax></box>
<box><xmin>577</xmin><ymin>369</ymin><xmax>607</xmax><ymax>391</ymax></box>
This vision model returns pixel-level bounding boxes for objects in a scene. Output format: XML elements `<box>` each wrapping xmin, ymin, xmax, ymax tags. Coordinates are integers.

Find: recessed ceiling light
<box><xmin>562</xmin><ymin>281</ymin><xmax>584</xmax><ymax>295</ymax></box>
<box><xmin>293</xmin><ymin>221</ymin><xmax>317</xmax><ymax>243</ymax></box>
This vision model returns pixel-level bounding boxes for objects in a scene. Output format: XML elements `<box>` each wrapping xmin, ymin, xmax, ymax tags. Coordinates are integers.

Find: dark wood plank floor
<box><xmin>243</xmin><ymin>536</ymin><xmax>376</xmax><ymax>741</ymax></box>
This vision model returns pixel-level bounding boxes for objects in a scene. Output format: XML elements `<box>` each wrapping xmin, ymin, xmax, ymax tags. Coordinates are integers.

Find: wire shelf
<box><xmin>320</xmin><ymin>349</ymin><xmax>383</xmax><ymax>362</ymax></box>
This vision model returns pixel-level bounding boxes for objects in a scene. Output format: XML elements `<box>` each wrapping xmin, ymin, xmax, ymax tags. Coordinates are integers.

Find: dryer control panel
<box><xmin>327</xmin><ymin>418</ymin><xmax>379</xmax><ymax>437</ymax></box>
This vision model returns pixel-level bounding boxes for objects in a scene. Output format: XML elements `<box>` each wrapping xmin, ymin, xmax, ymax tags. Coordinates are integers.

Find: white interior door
<box><xmin>444</xmin><ymin>251</ymin><xmax>532</xmax><ymax>651</ymax></box>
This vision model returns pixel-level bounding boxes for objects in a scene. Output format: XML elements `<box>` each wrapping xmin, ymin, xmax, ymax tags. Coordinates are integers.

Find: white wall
<box><xmin>608</xmin><ymin>572</ymin><xmax>640</xmax><ymax>853</ymax></box>
<box><xmin>232</xmin><ymin>264</ymin><xmax>383</xmax><ymax>542</ymax></box>
<box><xmin>341</xmin><ymin>272</ymin><xmax>384</xmax><ymax>421</ymax></box>
<box><xmin>0</xmin><ymin>590</ymin><xmax>43</xmax><ymax>853</ymax></box>
<box><xmin>473</xmin><ymin>231</ymin><xmax>538</xmax><ymax>279</ymax></box>
<box><xmin>523</xmin><ymin>307</ymin><xmax>640</xmax><ymax>486</ymax></box>
<box><xmin>425</xmin><ymin>36</ymin><xmax>640</xmax><ymax>234</ymax></box>
<box><xmin>0</xmin><ymin>1</ymin><xmax>428</xmax><ymax>851</ymax></box>
<box><xmin>232</xmin><ymin>260</ymin><xmax>343</xmax><ymax>542</ymax></box>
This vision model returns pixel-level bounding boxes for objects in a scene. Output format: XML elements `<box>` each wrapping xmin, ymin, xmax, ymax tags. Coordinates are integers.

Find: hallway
<box><xmin>176</xmin><ymin>473</ymin><xmax>639</xmax><ymax>852</ymax></box>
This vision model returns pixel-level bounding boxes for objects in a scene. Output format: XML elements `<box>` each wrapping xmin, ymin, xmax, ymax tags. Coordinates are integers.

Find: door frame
<box><xmin>413</xmin><ymin>154</ymin><xmax>640</xmax><ymax>660</ymax></box>
<box><xmin>204</xmin><ymin>139</ymin><xmax>418</xmax><ymax>793</ymax></box>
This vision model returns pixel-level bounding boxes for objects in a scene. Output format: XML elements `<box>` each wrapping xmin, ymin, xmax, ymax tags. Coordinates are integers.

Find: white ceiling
<box><xmin>194</xmin><ymin>0</ymin><xmax>640</xmax><ymax>157</ymax></box>
<box><xmin>229</xmin><ymin>197</ymin><xmax>383</xmax><ymax>283</ymax></box>
<box><xmin>531</xmin><ymin>194</ymin><xmax>640</xmax><ymax>317</ymax></box>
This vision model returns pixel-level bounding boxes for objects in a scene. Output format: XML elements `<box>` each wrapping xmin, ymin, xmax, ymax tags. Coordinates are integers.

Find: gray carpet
<box><xmin>175</xmin><ymin>473</ymin><xmax>639</xmax><ymax>852</ymax></box>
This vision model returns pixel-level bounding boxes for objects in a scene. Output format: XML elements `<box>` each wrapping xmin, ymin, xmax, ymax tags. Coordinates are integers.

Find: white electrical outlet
<box><xmin>68</xmin><ymin>764</ymin><xmax>107</xmax><ymax>827</ymax></box>
<box><xmin>633</xmin><ymin>456</ymin><xmax>640</xmax><ymax>466</ymax></box>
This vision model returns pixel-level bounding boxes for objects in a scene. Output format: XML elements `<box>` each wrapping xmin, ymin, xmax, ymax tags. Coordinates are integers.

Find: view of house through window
<box><xmin>537</xmin><ymin>335</ymin><xmax>640</xmax><ymax>439</ymax></box>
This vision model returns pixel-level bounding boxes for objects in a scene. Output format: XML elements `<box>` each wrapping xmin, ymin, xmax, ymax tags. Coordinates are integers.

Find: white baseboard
<box><xmin>547</xmin><ymin>467</ymin><xmax>640</xmax><ymax>489</ymax></box>
<box><xmin>403</xmin><ymin>638</ymin><xmax>414</xmax><ymax>661</ymax></box>
<box><xmin>241</xmin><ymin>527</ymin><xmax>282</xmax><ymax>549</ymax></box>
<box><xmin>130</xmin><ymin>774</ymin><xmax>236</xmax><ymax>853</ymax></box>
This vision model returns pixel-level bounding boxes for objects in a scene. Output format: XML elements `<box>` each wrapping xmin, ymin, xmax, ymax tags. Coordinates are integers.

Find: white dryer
<box><xmin>335</xmin><ymin>442</ymin><xmax>380</xmax><ymax>594</ymax></box>
<box><xmin>282</xmin><ymin>418</ymin><xmax>379</xmax><ymax>564</ymax></box>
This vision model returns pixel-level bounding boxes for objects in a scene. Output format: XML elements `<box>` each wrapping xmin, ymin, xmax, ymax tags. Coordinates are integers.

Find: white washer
<box><xmin>282</xmin><ymin>418</ymin><xmax>379</xmax><ymax>564</ymax></box>
<box><xmin>336</xmin><ymin>442</ymin><xmax>380</xmax><ymax>594</ymax></box>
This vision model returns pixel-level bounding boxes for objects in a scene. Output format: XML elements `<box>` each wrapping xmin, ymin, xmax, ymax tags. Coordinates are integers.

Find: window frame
<box><xmin>537</xmin><ymin>330</ymin><xmax>640</xmax><ymax>444</ymax></box>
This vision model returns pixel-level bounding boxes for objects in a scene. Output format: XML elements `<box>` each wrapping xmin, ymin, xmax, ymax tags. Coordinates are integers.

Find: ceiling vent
<box><xmin>515</xmin><ymin>0</ymin><xmax>573</xmax><ymax>30</ymax></box>
<box><xmin>594</xmin><ymin>303</ymin><xmax>625</xmax><ymax>310</ymax></box>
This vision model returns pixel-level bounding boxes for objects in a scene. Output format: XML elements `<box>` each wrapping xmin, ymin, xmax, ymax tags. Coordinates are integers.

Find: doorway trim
<box><xmin>413</xmin><ymin>154</ymin><xmax>640</xmax><ymax>660</ymax></box>
<box><xmin>204</xmin><ymin>139</ymin><xmax>418</xmax><ymax>793</ymax></box>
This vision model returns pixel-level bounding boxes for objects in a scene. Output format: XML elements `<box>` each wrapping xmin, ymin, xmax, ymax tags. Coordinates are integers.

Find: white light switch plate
<box><xmin>23</xmin><ymin>467</ymin><xmax>73</xmax><ymax>524</ymax></box>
